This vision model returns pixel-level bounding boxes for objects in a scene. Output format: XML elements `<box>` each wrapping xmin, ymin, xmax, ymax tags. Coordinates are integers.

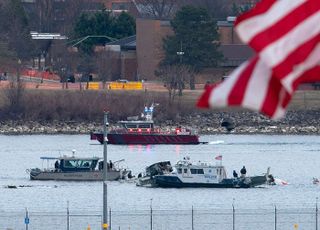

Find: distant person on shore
<box><xmin>240</xmin><ymin>166</ymin><xmax>247</xmax><ymax>178</ymax></box>
<box><xmin>233</xmin><ymin>170</ymin><xmax>238</xmax><ymax>178</ymax></box>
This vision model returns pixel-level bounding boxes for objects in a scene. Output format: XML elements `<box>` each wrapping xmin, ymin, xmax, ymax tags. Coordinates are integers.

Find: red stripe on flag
<box><xmin>228</xmin><ymin>57</ymin><xmax>258</xmax><ymax>105</ymax></box>
<box><xmin>196</xmin><ymin>84</ymin><xmax>215</xmax><ymax>108</ymax></box>
<box><xmin>260</xmin><ymin>76</ymin><xmax>283</xmax><ymax>118</ymax></box>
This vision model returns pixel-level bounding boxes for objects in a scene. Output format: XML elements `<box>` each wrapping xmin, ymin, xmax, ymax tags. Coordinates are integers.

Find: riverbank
<box><xmin>0</xmin><ymin>110</ymin><xmax>319</xmax><ymax>135</ymax></box>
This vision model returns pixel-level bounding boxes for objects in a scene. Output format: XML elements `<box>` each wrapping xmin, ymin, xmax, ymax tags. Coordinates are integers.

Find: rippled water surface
<box><xmin>0</xmin><ymin>134</ymin><xmax>319</xmax><ymax>213</ymax></box>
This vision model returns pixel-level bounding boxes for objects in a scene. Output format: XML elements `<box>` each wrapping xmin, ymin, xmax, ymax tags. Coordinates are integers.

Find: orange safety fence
<box><xmin>22</xmin><ymin>69</ymin><xmax>60</xmax><ymax>81</ymax></box>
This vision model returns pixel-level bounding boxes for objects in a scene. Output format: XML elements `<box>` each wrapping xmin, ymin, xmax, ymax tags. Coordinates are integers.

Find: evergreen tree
<box><xmin>163</xmin><ymin>6</ymin><xmax>222</xmax><ymax>89</ymax></box>
<box><xmin>113</xmin><ymin>12</ymin><xmax>136</xmax><ymax>39</ymax></box>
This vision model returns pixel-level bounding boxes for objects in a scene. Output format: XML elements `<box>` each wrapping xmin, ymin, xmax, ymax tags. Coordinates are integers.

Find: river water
<box><xmin>0</xmin><ymin>134</ymin><xmax>319</xmax><ymax>229</ymax></box>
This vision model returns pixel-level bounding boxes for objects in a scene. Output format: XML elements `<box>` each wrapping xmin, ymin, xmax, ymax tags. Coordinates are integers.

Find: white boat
<box><xmin>151</xmin><ymin>157</ymin><xmax>268</xmax><ymax>188</ymax></box>
<box><xmin>27</xmin><ymin>153</ymin><xmax>129</xmax><ymax>181</ymax></box>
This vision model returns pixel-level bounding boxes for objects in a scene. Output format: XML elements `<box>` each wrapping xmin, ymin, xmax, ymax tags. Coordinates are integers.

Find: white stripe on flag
<box><xmin>236</xmin><ymin>0</ymin><xmax>306</xmax><ymax>43</ymax></box>
<box><xmin>260</xmin><ymin>11</ymin><xmax>320</xmax><ymax>68</ymax></box>
<box><xmin>242</xmin><ymin>58</ymin><xmax>272</xmax><ymax>111</ymax></box>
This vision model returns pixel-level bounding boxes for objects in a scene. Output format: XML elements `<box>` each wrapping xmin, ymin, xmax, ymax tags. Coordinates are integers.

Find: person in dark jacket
<box><xmin>240</xmin><ymin>166</ymin><xmax>247</xmax><ymax>178</ymax></box>
<box><xmin>54</xmin><ymin>160</ymin><xmax>59</xmax><ymax>172</ymax></box>
<box><xmin>98</xmin><ymin>161</ymin><xmax>103</xmax><ymax>170</ymax></box>
<box><xmin>233</xmin><ymin>170</ymin><xmax>238</xmax><ymax>178</ymax></box>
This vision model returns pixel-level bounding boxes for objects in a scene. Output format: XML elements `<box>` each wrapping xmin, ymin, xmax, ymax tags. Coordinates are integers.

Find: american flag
<box><xmin>215</xmin><ymin>155</ymin><xmax>222</xmax><ymax>161</ymax></box>
<box><xmin>197</xmin><ymin>0</ymin><xmax>320</xmax><ymax>119</ymax></box>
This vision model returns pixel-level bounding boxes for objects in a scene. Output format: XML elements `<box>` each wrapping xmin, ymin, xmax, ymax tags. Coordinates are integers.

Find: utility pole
<box><xmin>103</xmin><ymin>112</ymin><xmax>109</xmax><ymax>230</ymax></box>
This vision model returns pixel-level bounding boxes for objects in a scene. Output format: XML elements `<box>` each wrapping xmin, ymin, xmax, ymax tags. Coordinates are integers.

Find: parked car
<box><xmin>116</xmin><ymin>79</ymin><xmax>129</xmax><ymax>83</ymax></box>
<box><xmin>0</xmin><ymin>74</ymin><xmax>7</xmax><ymax>81</ymax></box>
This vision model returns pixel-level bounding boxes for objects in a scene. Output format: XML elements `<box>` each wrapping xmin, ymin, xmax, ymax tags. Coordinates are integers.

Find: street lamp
<box><xmin>176</xmin><ymin>41</ymin><xmax>184</xmax><ymax>64</ymax></box>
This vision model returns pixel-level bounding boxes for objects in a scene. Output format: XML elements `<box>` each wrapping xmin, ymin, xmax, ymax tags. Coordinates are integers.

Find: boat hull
<box><xmin>91</xmin><ymin>132</ymin><xmax>200</xmax><ymax>145</ymax></box>
<box><xmin>29</xmin><ymin>170</ymin><xmax>121</xmax><ymax>181</ymax></box>
<box><xmin>154</xmin><ymin>175</ymin><xmax>267</xmax><ymax>188</ymax></box>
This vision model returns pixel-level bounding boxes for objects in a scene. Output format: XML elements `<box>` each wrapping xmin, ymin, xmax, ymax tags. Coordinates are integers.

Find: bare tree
<box><xmin>28</xmin><ymin>0</ymin><xmax>93</xmax><ymax>70</ymax></box>
<box><xmin>155</xmin><ymin>64</ymin><xmax>192</xmax><ymax>103</ymax></box>
<box><xmin>5</xmin><ymin>60</ymin><xmax>25</xmax><ymax>117</ymax></box>
<box><xmin>95</xmin><ymin>49</ymin><xmax>119</xmax><ymax>89</ymax></box>
<box><xmin>61</xmin><ymin>0</ymin><xmax>92</xmax><ymax>35</ymax></box>
<box><xmin>135</xmin><ymin>0</ymin><xmax>177</xmax><ymax>19</ymax></box>
<box><xmin>179</xmin><ymin>0</ymin><xmax>234</xmax><ymax>19</ymax></box>
<box><xmin>51</xmin><ymin>42</ymin><xmax>81</xmax><ymax>89</ymax></box>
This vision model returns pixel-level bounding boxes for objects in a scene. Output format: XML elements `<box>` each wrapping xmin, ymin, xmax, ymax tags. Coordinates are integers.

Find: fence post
<box><xmin>316</xmin><ymin>198</ymin><xmax>318</xmax><ymax>230</ymax></box>
<box><xmin>109</xmin><ymin>208</ymin><xmax>112</xmax><ymax>230</ymax></box>
<box><xmin>67</xmin><ymin>201</ymin><xmax>70</xmax><ymax>230</ymax></box>
<box><xmin>192</xmin><ymin>206</ymin><xmax>194</xmax><ymax>230</ymax></box>
<box><xmin>274</xmin><ymin>205</ymin><xmax>277</xmax><ymax>230</ymax></box>
<box><xmin>232</xmin><ymin>204</ymin><xmax>235</xmax><ymax>230</ymax></box>
<box><xmin>150</xmin><ymin>199</ymin><xmax>153</xmax><ymax>230</ymax></box>
<box><xmin>25</xmin><ymin>208</ymin><xmax>29</xmax><ymax>230</ymax></box>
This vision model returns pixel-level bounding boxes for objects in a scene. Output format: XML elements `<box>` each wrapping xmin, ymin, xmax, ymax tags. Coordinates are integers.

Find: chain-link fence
<box><xmin>1</xmin><ymin>206</ymin><xmax>319</xmax><ymax>230</ymax></box>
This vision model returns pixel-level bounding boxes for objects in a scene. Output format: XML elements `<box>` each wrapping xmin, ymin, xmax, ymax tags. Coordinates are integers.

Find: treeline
<box><xmin>0</xmin><ymin>90</ymin><xmax>197</xmax><ymax>122</ymax></box>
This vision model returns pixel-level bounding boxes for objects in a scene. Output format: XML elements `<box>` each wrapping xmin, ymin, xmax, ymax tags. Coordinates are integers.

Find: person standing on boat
<box><xmin>240</xmin><ymin>166</ymin><xmax>247</xmax><ymax>178</ymax></box>
<box><xmin>109</xmin><ymin>160</ymin><xmax>113</xmax><ymax>169</ymax></box>
<box><xmin>54</xmin><ymin>160</ymin><xmax>59</xmax><ymax>172</ymax></box>
<box><xmin>233</xmin><ymin>170</ymin><xmax>238</xmax><ymax>178</ymax></box>
<box><xmin>98</xmin><ymin>161</ymin><xmax>103</xmax><ymax>170</ymax></box>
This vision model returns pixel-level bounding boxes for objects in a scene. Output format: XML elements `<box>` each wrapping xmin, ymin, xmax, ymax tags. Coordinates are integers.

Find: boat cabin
<box><xmin>118</xmin><ymin>121</ymin><xmax>155</xmax><ymax>132</ymax></box>
<box><xmin>41</xmin><ymin>156</ymin><xmax>100</xmax><ymax>172</ymax></box>
<box><xmin>174</xmin><ymin>159</ymin><xmax>227</xmax><ymax>182</ymax></box>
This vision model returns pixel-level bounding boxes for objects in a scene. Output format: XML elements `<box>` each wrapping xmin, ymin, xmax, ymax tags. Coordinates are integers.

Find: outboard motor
<box><xmin>221</xmin><ymin>118</ymin><xmax>235</xmax><ymax>132</ymax></box>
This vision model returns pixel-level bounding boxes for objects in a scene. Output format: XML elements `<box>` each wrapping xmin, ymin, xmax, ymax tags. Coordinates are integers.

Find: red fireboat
<box><xmin>91</xmin><ymin>104</ymin><xmax>204</xmax><ymax>145</ymax></box>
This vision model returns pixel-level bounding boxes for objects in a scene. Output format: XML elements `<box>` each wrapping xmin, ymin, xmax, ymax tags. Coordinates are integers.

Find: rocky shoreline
<box><xmin>0</xmin><ymin>110</ymin><xmax>319</xmax><ymax>135</ymax></box>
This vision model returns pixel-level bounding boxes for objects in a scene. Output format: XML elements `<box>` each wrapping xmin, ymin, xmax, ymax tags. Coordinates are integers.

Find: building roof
<box><xmin>219</xmin><ymin>44</ymin><xmax>254</xmax><ymax>67</ymax></box>
<box><xmin>106</xmin><ymin>35</ymin><xmax>136</xmax><ymax>50</ymax></box>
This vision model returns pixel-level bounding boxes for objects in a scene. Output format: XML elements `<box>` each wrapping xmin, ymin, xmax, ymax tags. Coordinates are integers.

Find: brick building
<box><xmin>136</xmin><ymin>18</ymin><xmax>174</xmax><ymax>81</ymax></box>
<box><xmin>135</xmin><ymin>16</ymin><xmax>253</xmax><ymax>81</ymax></box>
<box><xmin>104</xmin><ymin>35</ymin><xmax>137</xmax><ymax>80</ymax></box>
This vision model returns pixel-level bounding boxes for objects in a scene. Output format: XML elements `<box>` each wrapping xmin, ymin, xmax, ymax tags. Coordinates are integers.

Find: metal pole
<box><xmin>25</xmin><ymin>208</ymin><xmax>29</xmax><ymax>230</ymax></box>
<box><xmin>109</xmin><ymin>208</ymin><xmax>112</xmax><ymax>230</ymax></box>
<box><xmin>274</xmin><ymin>205</ymin><xmax>277</xmax><ymax>230</ymax></box>
<box><xmin>67</xmin><ymin>201</ymin><xmax>70</xmax><ymax>230</ymax></box>
<box><xmin>192</xmin><ymin>206</ymin><xmax>194</xmax><ymax>230</ymax></box>
<box><xmin>232</xmin><ymin>204</ymin><xmax>235</xmax><ymax>230</ymax></box>
<box><xmin>103</xmin><ymin>112</ymin><xmax>109</xmax><ymax>229</ymax></box>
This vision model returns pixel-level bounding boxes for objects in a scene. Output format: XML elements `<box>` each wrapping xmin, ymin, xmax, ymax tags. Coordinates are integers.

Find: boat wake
<box><xmin>209</xmin><ymin>140</ymin><xmax>225</xmax><ymax>145</ymax></box>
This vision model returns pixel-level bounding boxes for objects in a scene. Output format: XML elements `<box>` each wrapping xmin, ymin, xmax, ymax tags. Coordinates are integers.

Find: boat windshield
<box><xmin>63</xmin><ymin>160</ymin><xmax>94</xmax><ymax>169</ymax></box>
